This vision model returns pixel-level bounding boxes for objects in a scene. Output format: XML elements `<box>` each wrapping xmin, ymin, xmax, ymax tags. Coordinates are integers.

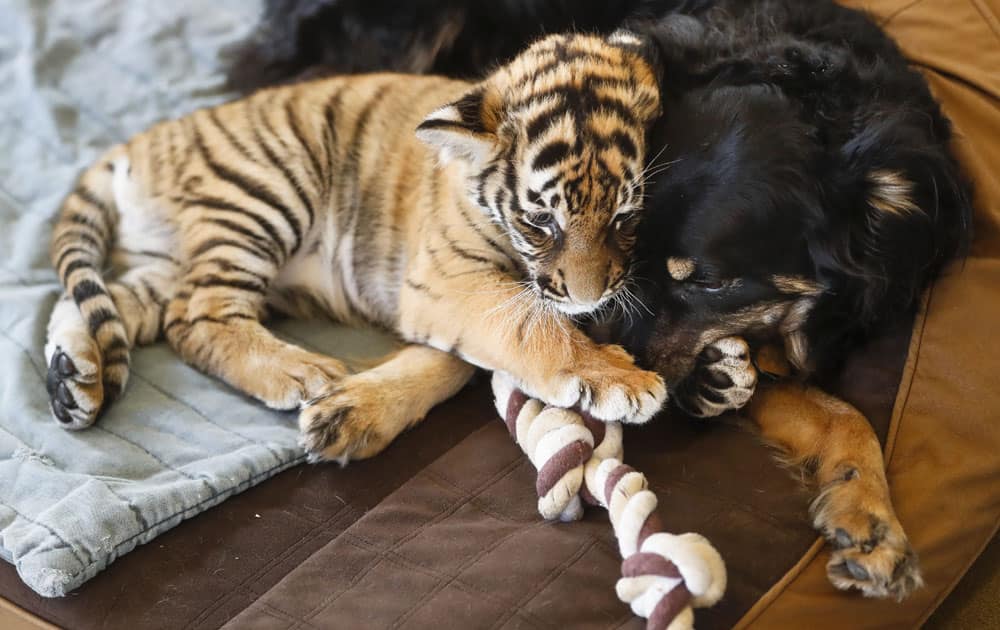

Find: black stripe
<box><xmin>515</xmin><ymin>88</ymin><xmax>639</xmax><ymax>127</ymax></box>
<box><xmin>609</xmin><ymin>131</ymin><xmax>638</xmax><ymax>159</ymax></box>
<box><xmin>190</xmin><ymin>237</ymin><xmax>274</xmax><ymax>263</ymax></box>
<box><xmin>196</xmin><ymin>257</ymin><xmax>271</xmax><ymax>286</ymax></box>
<box><xmin>405</xmin><ymin>279</ymin><xmax>443</xmax><ymax>300</ymax></box>
<box><xmin>190</xmin><ymin>195</ymin><xmax>288</xmax><ymax>261</ymax></box>
<box><xmin>103</xmin><ymin>356</ymin><xmax>130</xmax><ymax>368</ymax></box>
<box><xmin>517</xmin><ymin>49</ymin><xmax>623</xmax><ymax>83</ymax></box>
<box><xmin>139</xmin><ymin>278</ymin><xmax>165</xmax><ymax>307</ymax></box>
<box><xmin>532</xmin><ymin>141</ymin><xmax>572</xmax><ymax>171</ymax></box>
<box><xmin>285</xmin><ymin>99</ymin><xmax>326</xmax><ymax>192</ymax></box>
<box><xmin>164</xmin><ymin>313</ymin><xmax>254</xmax><ymax>333</ymax></box>
<box><xmin>206</xmin><ymin>107</ymin><xmax>256</xmax><ymax>162</ymax></box>
<box><xmin>525</xmin><ymin>106</ymin><xmax>566</xmax><ymax>144</ymax></box>
<box><xmin>323</xmin><ymin>89</ymin><xmax>344</xmax><ymax>182</ymax></box>
<box><xmin>455</xmin><ymin>203</ymin><xmax>516</xmax><ymax>265</ymax></box>
<box><xmin>61</xmin><ymin>258</ymin><xmax>94</xmax><ymax>280</ymax></box>
<box><xmin>191</xmin><ymin>275</ymin><xmax>266</xmax><ymax>294</ymax></box>
<box><xmin>443</xmin><ymin>232</ymin><xmax>502</xmax><ymax>269</ymax></box>
<box><xmin>87</xmin><ymin>307</ymin><xmax>119</xmax><ymax>336</ymax></box>
<box><xmin>193</xmin><ymin>125</ymin><xmax>303</xmax><ymax>254</ymax></box>
<box><xmin>54</xmin><ymin>229</ymin><xmax>103</xmax><ymax>252</ymax></box>
<box><xmin>201</xmin><ymin>217</ymin><xmax>281</xmax><ymax>265</ymax></box>
<box><xmin>73</xmin><ymin>185</ymin><xmax>112</xmax><ymax>220</ymax></box>
<box><xmin>105</xmin><ymin>336</ymin><xmax>129</xmax><ymax>353</ymax></box>
<box><xmin>72</xmin><ymin>279</ymin><xmax>107</xmax><ymax>304</ymax></box>
<box><xmin>64</xmin><ymin>212</ymin><xmax>108</xmax><ymax>239</ymax></box>
<box><xmin>252</xmin><ymin>98</ymin><xmax>318</xmax><ymax>228</ymax></box>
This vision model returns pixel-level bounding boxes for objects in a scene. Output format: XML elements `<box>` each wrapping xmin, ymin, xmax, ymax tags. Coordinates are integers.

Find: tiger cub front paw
<box><xmin>571</xmin><ymin>344</ymin><xmax>667</xmax><ymax>424</ymax></box>
<box><xmin>298</xmin><ymin>374</ymin><xmax>404</xmax><ymax>465</ymax></box>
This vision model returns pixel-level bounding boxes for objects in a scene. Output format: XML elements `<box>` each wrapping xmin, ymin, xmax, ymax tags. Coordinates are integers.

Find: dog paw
<box><xmin>813</xmin><ymin>469</ymin><xmax>922</xmax><ymax>599</ymax></box>
<box><xmin>576</xmin><ymin>344</ymin><xmax>668</xmax><ymax>424</ymax></box>
<box><xmin>44</xmin><ymin>344</ymin><xmax>104</xmax><ymax>430</ymax></box>
<box><xmin>297</xmin><ymin>376</ymin><xmax>400</xmax><ymax>464</ymax></box>
<box><xmin>674</xmin><ymin>337</ymin><xmax>756</xmax><ymax>418</ymax></box>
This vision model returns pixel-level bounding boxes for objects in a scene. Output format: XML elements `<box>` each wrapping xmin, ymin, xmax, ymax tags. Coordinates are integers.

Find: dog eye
<box><xmin>691</xmin><ymin>278</ymin><xmax>726</xmax><ymax>292</ymax></box>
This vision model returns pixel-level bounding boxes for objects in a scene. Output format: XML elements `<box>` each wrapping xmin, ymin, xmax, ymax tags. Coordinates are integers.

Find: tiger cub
<box><xmin>45</xmin><ymin>32</ymin><xmax>667</xmax><ymax>462</ymax></box>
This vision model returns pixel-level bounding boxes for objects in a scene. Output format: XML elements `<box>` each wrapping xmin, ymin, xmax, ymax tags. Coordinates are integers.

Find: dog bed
<box><xmin>0</xmin><ymin>0</ymin><xmax>997</xmax><ymax>627</ymax></box>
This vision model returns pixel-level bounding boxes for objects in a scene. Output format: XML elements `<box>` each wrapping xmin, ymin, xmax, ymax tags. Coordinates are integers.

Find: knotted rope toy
<box><xmin>491</xmin><ymin>372</ymin><xmax>726</xmax><ymax>630</ymax></box>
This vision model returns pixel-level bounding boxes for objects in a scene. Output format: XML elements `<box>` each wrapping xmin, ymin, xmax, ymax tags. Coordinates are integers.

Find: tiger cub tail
<box><xmin>45</xmin><ymin>150</ymin><xmax>131</xmax><ymax>429</ymax></box>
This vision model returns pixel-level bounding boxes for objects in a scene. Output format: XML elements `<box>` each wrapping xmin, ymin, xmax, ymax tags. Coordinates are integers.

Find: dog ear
<box><xmin>803</xmin><ymin>108</ymin><xmax>972</xmax><ymax>371</ymax></box>
<box><xmin>416</xmin><ymin>85</ymin><xmax>502</xmax><ymax>166</ymax></box>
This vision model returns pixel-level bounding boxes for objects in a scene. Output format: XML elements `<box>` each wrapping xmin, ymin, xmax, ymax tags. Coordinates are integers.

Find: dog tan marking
<box><xmin>666</xmin><ymin>257</ymin><xmax>695</xmax><ymax>281</ymax></box>
<box><xmin>745</xmin><ymin>375</ymin><xmax>922</xmax><ymax>600</ymax></box>
<box><xmin>771</xmin><ymin>274</ymin><xmax>824</xmax><ymax>296</ymax></box>
<box><xmin>868</xmin><ymin>169</ymin><xmax>920</xmax><ymax>216</ymax></box>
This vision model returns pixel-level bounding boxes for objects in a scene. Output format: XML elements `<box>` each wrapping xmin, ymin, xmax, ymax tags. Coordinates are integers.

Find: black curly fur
<box><xmin>227</xmin><ymin>0</ymin><xmax>973</xmax><ymax>383</ymax></box>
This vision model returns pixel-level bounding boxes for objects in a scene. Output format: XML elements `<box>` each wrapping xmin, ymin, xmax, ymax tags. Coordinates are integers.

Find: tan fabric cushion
<box><xmin>738</xmin><ymin>1</ymin><xmax>1000</xmax><ymax>626</ymax></box>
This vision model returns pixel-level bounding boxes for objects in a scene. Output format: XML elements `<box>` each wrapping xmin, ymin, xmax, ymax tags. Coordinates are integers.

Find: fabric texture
<box><xmin>0</xmin><ymin>0</ymin><xmax>396</xmax><ymax>598</ymax></box>
<box><xmin>0</xmin><ymin>0</ymin><xmax>996</xmax><ymax>627</ymax></box>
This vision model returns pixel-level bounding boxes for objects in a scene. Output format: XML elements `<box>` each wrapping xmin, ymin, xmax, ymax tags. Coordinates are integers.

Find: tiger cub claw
<box><xmin>573</xmin><ymin>344</ymin><xmax>668</xmax><ymax>424</ymax></box>
<box><xmin>297</xmin><ymin>377</ymin><xmax>397</xmax><ymax>465</ymax></box>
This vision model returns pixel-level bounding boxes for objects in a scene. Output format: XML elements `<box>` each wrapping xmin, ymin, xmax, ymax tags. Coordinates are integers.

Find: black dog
<box><xmin>227</xmin><ymin>0</ymin><xmax>973</xmax><ymax>598</ymax></box>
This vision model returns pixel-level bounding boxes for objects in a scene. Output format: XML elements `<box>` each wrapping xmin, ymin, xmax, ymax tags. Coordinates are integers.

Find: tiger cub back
<box><xmin>45</xmin><ymin>31</ymin><xmax>668</xmax><ymax>464</ymax></box>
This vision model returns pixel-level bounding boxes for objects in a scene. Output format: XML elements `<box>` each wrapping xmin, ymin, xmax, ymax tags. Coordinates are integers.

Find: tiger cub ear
<box><xmin>417</xmin><ymin>86</ymin><xmax>501</xmax><ymax>166</ymax></box>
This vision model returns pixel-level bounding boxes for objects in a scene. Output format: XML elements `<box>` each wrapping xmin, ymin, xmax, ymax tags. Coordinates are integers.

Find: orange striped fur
<box><xmin>45</xmin><ymin>32</ymin><xmax>667</xmax><ymax>461</ymax></box>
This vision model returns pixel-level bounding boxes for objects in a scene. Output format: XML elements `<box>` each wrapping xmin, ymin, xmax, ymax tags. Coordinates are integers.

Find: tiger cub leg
<box><xmin>45</xmin><ymin>264</ymin><xmax>174</xmax><ymax>428</ymax></box>
<box><xmin>745</xmin><ymin>383</ymin><xmax>922</xmax><ymax>599</ymax></box>
<box><xmin>299</xmin><ymin>345</ymin><xmax>476</xmax><ymax>464</ymax></box>
<box><xmin>164</xmin><ymin>277</ymin><xmax>348</xmax><ymax>411</ymax></box>
<box><xmin>401</xmin><ymin>275</ymin><xmax>666</xmax><ymax>424</ymax></box>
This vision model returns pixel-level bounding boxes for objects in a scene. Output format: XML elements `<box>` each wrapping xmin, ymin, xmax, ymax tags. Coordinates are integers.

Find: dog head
<box><xmin>623</xmin><ymin>66</ymin><xmax>971</xmax><ymax>386</ymax></box>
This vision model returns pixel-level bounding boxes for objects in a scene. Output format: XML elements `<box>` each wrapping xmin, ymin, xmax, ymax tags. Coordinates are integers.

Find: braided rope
<box><xmin>492</xmin><ymin>372</ymin><xmax>726</xmax><ymax>630</ymax></box>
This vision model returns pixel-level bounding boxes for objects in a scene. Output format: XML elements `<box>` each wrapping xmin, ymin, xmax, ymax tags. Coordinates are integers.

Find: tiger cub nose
<box><xmin>564</xmin><ymin>275</ymin><xmax>606</xmax><ymax>305</ymax></box>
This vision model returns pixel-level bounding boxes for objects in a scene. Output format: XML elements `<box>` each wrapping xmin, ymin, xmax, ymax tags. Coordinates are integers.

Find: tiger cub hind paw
<box><xmin>44</xmin><ymin>343</ymin><xmax>105</xmax><ymax>430</ymax></box>
<box><xmin>575</xmin><ymin>344</ymin><xmax>668</xmax><ymax>424</ymax></box>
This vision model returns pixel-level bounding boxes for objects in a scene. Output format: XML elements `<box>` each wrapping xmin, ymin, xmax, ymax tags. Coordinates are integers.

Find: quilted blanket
<box><xmin>0</xmin><ymin>0</ymin><xmax>396</xmax><ymax>597</ymax></box>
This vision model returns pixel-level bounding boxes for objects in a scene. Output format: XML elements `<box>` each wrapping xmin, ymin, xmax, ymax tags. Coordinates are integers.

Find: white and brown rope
<box><xmin>492</xmin><ymin>372</ymin><xmax>726</xmax><ymax>630</ymax></box>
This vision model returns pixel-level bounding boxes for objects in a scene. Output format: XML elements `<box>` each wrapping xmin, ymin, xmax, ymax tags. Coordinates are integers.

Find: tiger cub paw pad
<box><xmin>45</xmin><ymin>345</ymin><xmax>103</xmax><ymax>430</ymax></box>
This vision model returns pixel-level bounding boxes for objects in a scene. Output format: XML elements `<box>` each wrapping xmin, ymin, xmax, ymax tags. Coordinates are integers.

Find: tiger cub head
<box><xmin>417</xmin><ymin>31</ymin><xmax>662</xmax><ymax>316</ymax></box>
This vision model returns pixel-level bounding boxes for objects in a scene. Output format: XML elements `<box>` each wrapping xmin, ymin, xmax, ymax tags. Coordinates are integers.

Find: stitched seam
<box><xmin>129</xmin><ymin>368</ymin><xmax>283</xmax><ymax>464</ymax></box>
<box><xmin>970</xmin><ymin>0</ymin><xmax>1000</xmax><ymax>44</ymax></box>
<box><xmin>186</xmin><ymin>503</ymin><xmax>352</xmax><ymax>628</ymax></box>
<box><xmin>340</xmin><ymin>533</ymin><xmax>549</xmax><ymax>630</ymax></box>
<box><xmin>383</xmin><ymin>513</ymin><xmax>553</xmax><ymax>630</ymax></box>
<box><xmin>880</xmin><ymin>0</ymin><xmax>928</xmax><ymax>25</ymax></box>
<box><xmin>296</xmin><ymin>457</ymin><xmax>531</xmax><ymax>627</ymax></box>
<box><xmin>295</xmin><ymin>483</ymin><xmax>462</xmax><ymax>624</ymax></box>
<box><xmin>491</xmin><ymin>538</ymin><xmax>598</xmax><ymax>630</ymax></box>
